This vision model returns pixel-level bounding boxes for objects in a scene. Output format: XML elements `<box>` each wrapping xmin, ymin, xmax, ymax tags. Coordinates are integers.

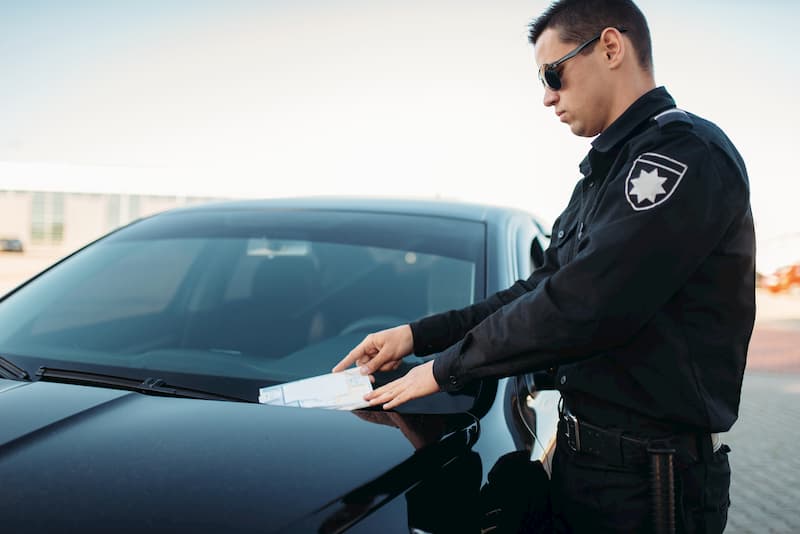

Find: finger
<box><xmin>368</xmin><ymin>374</ymin><xmax>375</xmax><ymax>384</ymax></box>
<box><xmin>359</xmin><ymin>346</ymin><xmax>399</xmax><ymax>375</ymax></box>
<box><xmin>378</xmin><ymin>360</ymin><xmax>402</xmax><ymax>372</ymax></box>
<box><xmin>367</xmin><ymin>389</ymin><xmax>398</xmax><ymax>406</ymax></box>
<box><xmin>365</xmin><ymin>378</ymin><xmax>401</xmax><ymax>400</ymax></box>
<box><xmin>383</xmin><ymin>391</ymin><xmax>411</xmax><ymax>410</ymax></box>
<box><xmin>364</xmin><ymin>385</ymin><xmax>388</xmax><ymax>401</ymax></box>
<box><xmin>332</xmin><ymin>353</ymin><xmax>358</xmax><ymax>373</ymax></box>
<box><xmin>332</xmin><ymin>336</ymin><xmax>373</xmax><ymax>372</ymax></box>
<box><xmin>382</xmin><ymin>363</ymin><xmax>435</xmax><ymax>409</ymax></box>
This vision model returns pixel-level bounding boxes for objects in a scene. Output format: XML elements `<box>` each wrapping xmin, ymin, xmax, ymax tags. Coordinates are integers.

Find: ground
<box><xmin>727</xmin><ymin>290</ymin><xmax>800</xmax><ymax>532</ymax></box>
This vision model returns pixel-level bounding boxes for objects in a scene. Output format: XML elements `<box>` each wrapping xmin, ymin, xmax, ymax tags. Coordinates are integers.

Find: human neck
<box><xmin>602</xmin><ymin>74</ymin><xmax>657</xmax><ymax>132</ymax></box>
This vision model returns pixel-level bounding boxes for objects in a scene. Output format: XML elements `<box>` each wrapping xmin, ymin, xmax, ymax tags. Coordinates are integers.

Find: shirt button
<box><xmin>589</xmin><ymin>181</ymin><xmax>595</xmax><ymax>187</ymax></box>
<box><xmin>449</xmin><ymin>375</ymin><xmax>458</xmax><ymax>386</ymax></box>
<box><xmin>557</xmin><ymin>230</ymin><xmax>565</xmax><ymax>239</ymax></box>
<box><xmin>560</xmin><ymin>376</ymin><xmax>567</xmax><ymax>385</ymax></box>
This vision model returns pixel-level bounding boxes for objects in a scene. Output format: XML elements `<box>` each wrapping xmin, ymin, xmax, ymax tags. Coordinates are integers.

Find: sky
<box><xmin>0</xmin><ymin>0</ymin><xmax>798</xmax><ymax>271</ymax></box>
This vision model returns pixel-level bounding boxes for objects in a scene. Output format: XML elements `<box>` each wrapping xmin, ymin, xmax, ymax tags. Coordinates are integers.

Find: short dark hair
<box><xmin>528</xmin><ymin>0</ymin><xmax>653</xmax><ymax>72</ymax></box>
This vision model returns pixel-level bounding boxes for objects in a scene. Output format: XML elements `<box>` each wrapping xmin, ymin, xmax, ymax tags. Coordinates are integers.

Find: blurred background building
<box><xmin>0</xmin><ymin>189</ymin><xmax>218</xmax><ymax>256</ymax></box>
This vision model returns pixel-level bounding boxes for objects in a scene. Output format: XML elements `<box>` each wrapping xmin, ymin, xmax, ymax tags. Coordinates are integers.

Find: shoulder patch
<box><xmin>653</xmin><ymin>108</ymin><xmax>691</xmax><ymax>129</ymax></box>
<box><xmin>625</xmin><ymin>152</ymin><xmax>688</xmax><ymax>211</ymax></box>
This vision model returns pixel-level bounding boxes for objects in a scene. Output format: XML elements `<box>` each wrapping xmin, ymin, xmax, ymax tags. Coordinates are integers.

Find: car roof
<box><xmin>160</xmin><ymin>196</ymin><xmax>538</xmax><ymax>225</ymax></box>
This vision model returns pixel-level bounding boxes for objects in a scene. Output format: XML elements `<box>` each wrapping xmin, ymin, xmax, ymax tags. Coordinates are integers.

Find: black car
<box><xmin>0</xmin><ymin>198</ymin><xmax>559</xmax><ymax>533</ymax></box>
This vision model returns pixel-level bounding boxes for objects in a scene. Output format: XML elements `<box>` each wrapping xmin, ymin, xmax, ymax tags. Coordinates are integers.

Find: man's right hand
<box><xmin>332</xmin><ymin>324</ymin><xmax>414</xmax><ymax>376</ymax></box>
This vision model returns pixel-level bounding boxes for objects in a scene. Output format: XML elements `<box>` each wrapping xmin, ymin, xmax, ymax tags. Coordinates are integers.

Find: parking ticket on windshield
<box><xmin>258</xmin><ymin>368</ymin><xmax>373</xmax><ymax>410</ymax></box>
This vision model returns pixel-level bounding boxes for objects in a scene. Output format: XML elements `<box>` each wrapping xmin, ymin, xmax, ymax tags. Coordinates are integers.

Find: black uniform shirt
<box><xmin>410</xmin><ymin>87</ymin><xmax>755</xmax><ymax>433</ymax></box>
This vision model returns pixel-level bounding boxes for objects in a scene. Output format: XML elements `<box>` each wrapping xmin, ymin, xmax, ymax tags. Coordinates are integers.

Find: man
<box><xmin>334</xmin><ymin>0</ymin><xmax>754</xmax><ymax>531</ymax></box>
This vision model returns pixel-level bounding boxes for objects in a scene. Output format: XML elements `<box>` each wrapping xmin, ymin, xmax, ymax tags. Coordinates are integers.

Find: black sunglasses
<box><xmin>538</xmin><ymin>28</ymin><xmax>628</xmax><ymax>91</ymax></box>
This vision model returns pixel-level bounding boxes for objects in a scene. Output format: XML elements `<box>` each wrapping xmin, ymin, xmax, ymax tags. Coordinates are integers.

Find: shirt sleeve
<box><xmin>432</xmin><ymin>132</ymin><xmax>751</xmax><ymax>391</ymax></box>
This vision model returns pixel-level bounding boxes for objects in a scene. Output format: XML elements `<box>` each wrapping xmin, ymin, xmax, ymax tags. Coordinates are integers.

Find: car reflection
<box><xmin>311</xmin><ymin>411</ymin><xmax>553</xmax><ymax>534</ymax></box>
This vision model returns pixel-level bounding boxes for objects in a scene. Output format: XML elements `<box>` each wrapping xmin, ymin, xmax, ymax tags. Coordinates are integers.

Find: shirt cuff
<box><xmin>432</xmin><ymin>340</ymin><xmax>465</xmax><ymax>392</ymax></box>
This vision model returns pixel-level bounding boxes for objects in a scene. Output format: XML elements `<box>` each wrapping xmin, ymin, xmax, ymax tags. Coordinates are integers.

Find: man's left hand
<box><xmin>364</xmin><ymin>360</ymin><xmax>440</xmax><ymax>410</ymax></box>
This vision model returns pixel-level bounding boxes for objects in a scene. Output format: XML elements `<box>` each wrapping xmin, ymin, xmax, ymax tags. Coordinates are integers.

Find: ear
<box><xmin>599</xmin><ymin>27</ymin><xmax>625</xmax><ymax>69</ymax></box>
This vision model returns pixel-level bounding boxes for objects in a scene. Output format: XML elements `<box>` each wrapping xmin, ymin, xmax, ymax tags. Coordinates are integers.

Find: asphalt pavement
<box><xmin>725</xmin><ymin>296</ymin><xmax>800</xmax><ymax>533</ymax></box>
<box><xmin>727</xmin><ymin>371</ymin><xmax>800</xmax><ymax>533</ymax></box>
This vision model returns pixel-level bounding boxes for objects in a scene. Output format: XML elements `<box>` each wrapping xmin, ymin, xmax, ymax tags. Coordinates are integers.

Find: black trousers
<box><xmin>550</xmin><ymin>435</ymin><xmax>731</xmax><ymax>533</ymax></box>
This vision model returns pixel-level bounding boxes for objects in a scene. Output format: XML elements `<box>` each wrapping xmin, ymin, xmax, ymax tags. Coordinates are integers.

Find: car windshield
<box><xmin>0</xmin><ymin>207</ymin><xmax>485</xmax><ymax>408</ymax></box>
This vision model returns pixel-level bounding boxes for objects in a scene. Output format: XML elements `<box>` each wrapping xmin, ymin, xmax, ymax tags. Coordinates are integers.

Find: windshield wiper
<box><xmin>0</xmin><ymin>355</ymin><xmax>30</xmax><ymax>380</ymax></box>
<box><xmin>36</xmin><ymin>367</ymin><xmax>249</xmax><ymax>403</ymax></box>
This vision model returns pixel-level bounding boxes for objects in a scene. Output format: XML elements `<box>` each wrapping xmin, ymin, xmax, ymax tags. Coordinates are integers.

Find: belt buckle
<box><xmin>564</xmin><ymin>413</ymin><xmax>581</xmax><ymax>452</ymax></box>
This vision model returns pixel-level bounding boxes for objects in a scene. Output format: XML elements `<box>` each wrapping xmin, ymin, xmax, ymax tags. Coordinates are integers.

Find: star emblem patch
<box><xmin>625</xmin><ymin>152</ymin><xmax>688</xmax><ymax>211</ymax></box>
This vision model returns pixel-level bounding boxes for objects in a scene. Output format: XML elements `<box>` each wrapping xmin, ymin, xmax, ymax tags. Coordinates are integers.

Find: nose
<box><xmin>542</xmin><ymin>87</ymin><xmax>558</xmax><ymax>107</ymax></box>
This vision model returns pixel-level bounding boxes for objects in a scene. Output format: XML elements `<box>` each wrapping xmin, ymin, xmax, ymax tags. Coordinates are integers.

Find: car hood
<box><xmin>0</xmin><ymin>379</ymin><xmax>477</xmax><ymax>533</ymax></box>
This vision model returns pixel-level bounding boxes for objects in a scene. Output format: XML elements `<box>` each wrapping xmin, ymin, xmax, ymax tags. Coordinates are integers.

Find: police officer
<box><xmin>334</xmin><ymin>0</ymin><xmax>755</xmax><ymax>531</ymax></box>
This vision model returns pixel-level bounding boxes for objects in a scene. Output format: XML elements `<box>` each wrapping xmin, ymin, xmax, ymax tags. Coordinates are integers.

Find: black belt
<box><xmin>558</xmin><ymin>409</ymin><xmax>712</xmax><ymax>467</ymax></box>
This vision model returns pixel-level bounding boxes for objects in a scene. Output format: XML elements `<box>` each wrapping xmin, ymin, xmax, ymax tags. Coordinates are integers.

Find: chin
<box><xmin>569</xmin><ymin>122</ymin><xmax>600</xmax><ymax>138</ymax></box>
<box><xmin>568</xmin><ymin>123</ymin><xmax>588</xmax><ymax>136</ymax></box>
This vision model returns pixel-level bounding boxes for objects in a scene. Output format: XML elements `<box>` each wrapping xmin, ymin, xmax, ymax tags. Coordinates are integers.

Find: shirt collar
<box><xmin>591</xmin><ymin>86</ymin><xmax>676</xmax><ymax>154</ymax></box>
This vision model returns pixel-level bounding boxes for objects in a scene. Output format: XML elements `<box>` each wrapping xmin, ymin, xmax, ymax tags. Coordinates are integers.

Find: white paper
<box><xmin>258</xmin><ymin>368</ymin><xmax>373</xmax><ymax>410</ymax></box>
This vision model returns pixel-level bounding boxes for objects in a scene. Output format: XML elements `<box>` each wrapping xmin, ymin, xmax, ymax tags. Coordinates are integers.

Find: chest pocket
<box><xmin>553</xmin><ymin>220</ymin><xmax>579</xmax><ymax>266</ymax></box>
